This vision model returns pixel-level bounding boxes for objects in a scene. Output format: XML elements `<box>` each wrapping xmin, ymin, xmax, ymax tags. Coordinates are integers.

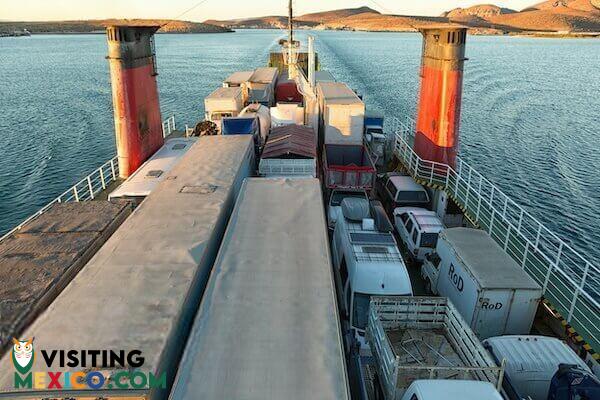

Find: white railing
<box><xmin>0</xmin><ymin>156</ymin><xmax>120</xmax><ymax>243</ymax></box>
<box><xmin>162</xmin><ymin>115</ymin><xmax>176</xmax><ymax>138</ymax></box>
<box><xmin>390</xmin><ymin>116</ymin><xmax>600</xmax><ymax>352</ymax></box>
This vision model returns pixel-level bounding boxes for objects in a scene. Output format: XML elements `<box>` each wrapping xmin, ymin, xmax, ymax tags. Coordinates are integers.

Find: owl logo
<box><xmin>11</xmin><ymin>338</ymin><xmax>34</xmax><ymax>375</ymax></box>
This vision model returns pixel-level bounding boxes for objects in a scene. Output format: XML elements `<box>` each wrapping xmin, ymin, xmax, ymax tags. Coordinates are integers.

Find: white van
<box><xmin>331</xmin><ymin>198</ymin><xmax>412</xmax><ymax>341</ymax></box>
<box><xmin>394</xmin><ymin>207</ymin><xmax>443</xmax><ymax>262</ymax></box>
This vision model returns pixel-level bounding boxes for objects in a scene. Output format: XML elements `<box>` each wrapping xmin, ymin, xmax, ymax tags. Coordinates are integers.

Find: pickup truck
<box><xmin>362</xmin><ymin>296</ymin><xmax>504</xmax><ymax>400</ymax></box>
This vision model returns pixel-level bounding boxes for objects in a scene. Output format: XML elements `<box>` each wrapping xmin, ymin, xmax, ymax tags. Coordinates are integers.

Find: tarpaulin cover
<box><xmin>221</xmin><ymin>117</ymin><xmax>259</xmax><ymax>136</ymax></box>
<box><xmin>276</xmin><ymin>80</ymin><xmax>303</xmax><ymax>103</ymax></box>
<box><xmin>261</xmin><ymin>124</ymin><xmax>316</xmax><ymax>159</ymax></box>
<box><xmin>341</xmin><ymin>197</ymin><xmax>371</xmax><ymax>222</ymax></box>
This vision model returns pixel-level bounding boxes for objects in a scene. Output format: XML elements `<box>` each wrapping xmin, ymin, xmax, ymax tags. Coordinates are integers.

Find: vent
<box><xmin>362</xmin><ymin>246</ymin><xmax>388</xmax><ymax>254</ymax></box>
<box><xmin>180</xmin><ymin>184</ymin><xmax>218</xmax><ymax>194</ymax></box>
<box><xmin>172</xmin><ymin>143</ymin><xmax>187</xmax><ymax>150</ymax></box>
<box><xmin>146</xmin><ymin>170</ymin><xmax>163</xmax><ymax>178</ymax></box>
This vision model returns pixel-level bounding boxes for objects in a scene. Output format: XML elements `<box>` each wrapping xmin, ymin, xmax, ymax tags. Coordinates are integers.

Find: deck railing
<box><xmin>1</xmin><ymin>116</ymin><xmax>179</xmax><ymax>244</ymax></box>
<box><xmin>162</xmin><ymin>115</ymin><xmax>176</xmax><ymax>138</ymax></box>
<box><xmin>0</xmin><ymin>156</ymin><xmax>120</xmax><ymax>243</ymax></box>
<box><xmin>389</xmin><ymin>116</ymin><xmax>600</xmax><ymax>352</ymax></box>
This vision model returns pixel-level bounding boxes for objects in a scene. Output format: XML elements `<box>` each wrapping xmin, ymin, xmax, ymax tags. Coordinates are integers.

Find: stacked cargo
<box><xmin>317</xmin><ymin>82</ymin><xmax>365</xmax><ymax>146</ymax></box>
<box><xmin>223</xmin><ymin>70</ymin><xmax>253</xmax><ymax>103</ymax></box>
<box><xmin>204</xmin><ymin>87</ymin><xmax>244</xmax><ymax>129</ymax></box>
<box><xmin>248</xmin><ymin>67</ymin><xmax>279</xmax><ymax>106</ymax></box>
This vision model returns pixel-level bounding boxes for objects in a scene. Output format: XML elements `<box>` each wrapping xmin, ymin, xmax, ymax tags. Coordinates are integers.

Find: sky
<box><xmin>0</xmin><ymin>0</ymin><xmax>542</xmax><ymax>22</ymax></box>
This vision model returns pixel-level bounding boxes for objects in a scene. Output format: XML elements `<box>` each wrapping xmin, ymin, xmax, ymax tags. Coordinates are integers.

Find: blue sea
<box><xmin>0</xmin><ymin>29</ymin><xmax>599</xmax><ymax>264</ymax></box>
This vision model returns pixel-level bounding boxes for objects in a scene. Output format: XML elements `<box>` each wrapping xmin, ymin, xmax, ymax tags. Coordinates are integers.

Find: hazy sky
<box><xmin>1</xmin><ymin>0</ymin><xmax>541</xmax><ymax>22</ymax></box>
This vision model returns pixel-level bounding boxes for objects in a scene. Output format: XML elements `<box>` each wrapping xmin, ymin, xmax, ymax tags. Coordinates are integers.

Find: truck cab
<box><xmin>364</xmin><ymin>113</ymin><xmax>386</xmax><ymax>167</ymax></box>
<box><xmin>401</xmin><ymin>380</ymin><xmax>503</xmax><ymax>400</ymax></box>
<box><xmin>393</xmin><ymin>207</ymin><xmax>443</xmax><ymax>262</ymax></box>
<box><xmin>331</xmin><ymin>198</ymin><xmax>413</xmax><ymax>345</ymax></box>
<box><xmin>328</xmin><ymin>189</ymin><xmax>369</xmax><ymax>231</ymax></box>
<box><xmin>375</xmin><ymin>173</ymin><xmax>430</xmax><ymax>215</ymax></box>
<box><xmin>483</xmin><ymin>335</ymin><xmax>599</xmax><ymax>400</ymax></box>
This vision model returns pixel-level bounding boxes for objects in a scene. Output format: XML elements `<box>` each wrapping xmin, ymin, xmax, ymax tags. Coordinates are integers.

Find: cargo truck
<box><xmin>363</xmin><ymin>296</ymin><xmax>504</xmax><ymax>400</ymax></box>
<box><xmin>421</xmin><ymin>228</ymin><xmax>543</xmax><ymax>339</ymax></box>
<box><xmin>323</xmin><ymin>144</ymin><xmax>376</xmax><ymax>190</ymax></box>
<box><xmin>247</xmin><ymin>67</ymin><xmax>279</xmax><ymax>106</ymax></box>
<box><xmin>258</xmin><ymin>124</ymin><xmax>316</xmax><ymax>178</ymax></box>
<box><xmin>204</xmin><ymin>87</ymin><xmax>244</xmax><ymax>129</ymax></box>
<box><xmin>317</xmin><ymin>82</ymin><xmax>365</xmax><ymax>145</ymax></box>
<box><xmin>483</xmin><ymin>335</ymin><xmax>600</xmax><ymax>400</ymax></box>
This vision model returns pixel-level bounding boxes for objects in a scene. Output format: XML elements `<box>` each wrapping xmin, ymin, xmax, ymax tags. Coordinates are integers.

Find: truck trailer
<box><xmin>421</xmin><ymin>228</ymin><xmax>543</xmax><ymax>339</ymax></box>
<box><xmin>0</xmin><ymin>135</ymin><xmax>255</xmax><ymax>399</ymax></box>
<box><xmin>169</xmin><ymin>178</ymin><xmax>350</xmax><ymax>400</ymax></box>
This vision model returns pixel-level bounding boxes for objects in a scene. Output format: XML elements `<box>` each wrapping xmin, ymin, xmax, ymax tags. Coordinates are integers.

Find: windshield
<box><xmin>420</xmin><ymin>233</ymin><xmax>439</xmax><ymax>248</ymax></box>
<box><xmin>331</xmin><ymin>191</ymin><xmax>366</xmax><ymax>207</ymax></box>
<box><xmin>396</xmin><ymin>190</ymin><xmax>429</xmax><ymax>203</ymax></box>
<box><xmin>352</xmin><ymin>292</ymin><xmax>371</xmax><ymax>330</ymax></box>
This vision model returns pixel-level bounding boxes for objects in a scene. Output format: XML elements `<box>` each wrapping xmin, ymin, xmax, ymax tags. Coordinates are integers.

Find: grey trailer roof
<box><xmin>249</xmin><ymin>67</ymin><xmax>279</xmax><ymax>83</ymax></box>
<box><xmin>224</xmin><ymin>70</ymin><xmax>253</xmax><ymax>85</ymax></box>
<box><xmin>206</xmin><ymin>86</ymin><xmax>242</xmax><ymax>99</ymax></box>
<box><xmin>318</xmin><ymin>82</ymin><xmax>362</xmax><ymax>105</ymax></box>
<box><xmin>170</xmin><ymin>178</ymin><xmax>350</xmax><ymax>400</ymax></box>
<box><xmin>315</xmin><ymin>70</ymin><xmax>336</xmax><ymax>83</ymax></box>
<box><xmin>441</xmin><ymin>228</ymin><xmax>541</xmax><ymax>290</ymax></box>
<box><xmin>0</xmin><ymin>201</ymin><xmax>130</xmax><ymax>353</ymax></box>
<box><xmin>0</xmin><ymin>135</ymin><xmax>254</xmax><ymax>397</ymax></box>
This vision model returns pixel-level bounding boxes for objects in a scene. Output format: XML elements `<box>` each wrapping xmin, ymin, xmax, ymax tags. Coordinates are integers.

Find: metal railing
<box><xmin>389</xmin><ymin>116</ymin><xmax>600</xmax><ymax>352</ymax></box>
<box><xmin>162</xmin><ymin>115</ymin><xmax>176</xmax><ymax>138</ymax></box>
<box><xmin>0</xmin><ymin>156</ymin><xmax>120</xmax><ymax>243</ymax></box>
<box><xmin>2</xmin><ymin>116</ymin><xmax>180</xmax><ymax>244</ymax></box>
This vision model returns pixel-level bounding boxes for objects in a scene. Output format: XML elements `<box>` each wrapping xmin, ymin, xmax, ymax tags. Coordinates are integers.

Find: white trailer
<box><xmin>248</xmin><ymin>67</ymin><xmax>279</xmax><ymax>106</ymax></box>
<box><xmin>0</xmin><ymin>135</ymin><xmax>254</xmax><ymax>399</ymax></box>
<box><xmin>317</xmin><ymin>82</ymin><xmax>365</xmax><ymax>145</ymax></box>
<box><xmin>204</xmin><ymin>86</ymin><xmax>244</xmax><ymax>126</ymax></box>
<box><xmin>366</xmin><ymin>296</ymin><xmax>504</xmax><ymax>400</ymax></box>
<box><xmin>223</xmin><ymin>70</ymin><xmax>253</xmax><ymax>103</ymax></box>
<box><xmin>421</xmin><ymin>228</ymin><xmax>543</xmax><ymax>339</ymax></box>
<box><xmin>169</xmin><ymin>178</ymin><xmax>350</xmax><ymax>400</ymax></box>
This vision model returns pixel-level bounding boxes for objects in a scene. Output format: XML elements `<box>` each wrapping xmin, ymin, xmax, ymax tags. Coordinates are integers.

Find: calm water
<box><xmin>1</xmin><ymin>30</ymin><xmax>599</xmax><ymax>263</ymax></box>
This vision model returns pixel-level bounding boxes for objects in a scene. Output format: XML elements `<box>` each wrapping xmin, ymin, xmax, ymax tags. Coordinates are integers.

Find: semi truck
<box><xmin>363</xmin><ymin>296</ymin><xmax>505</xmax><ymax>400</ymax></box>
<box><xmin>317</xmin><ymin>82</ymin><xmax>365</xmax><ymax>146</ymax></box>
<box><xmin>204</xmin><ymin>86</ymin><xmax>244</xmax><ymax>129</ymax></box>
<box><xmin>421</xmin><ymin>228</ymin><xmax>543</xmax><ymax>339</ymax></box>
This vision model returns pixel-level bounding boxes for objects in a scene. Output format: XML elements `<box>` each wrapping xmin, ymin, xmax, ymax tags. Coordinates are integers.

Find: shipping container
<box><xmin>317</xmin><ymin>82</ymin><xmax>365</xmax><ymax>145</ymax></box>
<box><xmin>270</xmin><ymin>103</ymin><xmax>305</xmax><ymax>127</ymax></box>
<box><xmin>0</xmin><ymin>135</ymin><xmax>255</xmax><ymax>399</ymax></box>
<box><xmin>259</xmin><ymin>124</ymin><xmax>316</xmax><ymax>177</ymax></box>
<box><xmin>422</xmin><ymin>228</ymin><xmax>543</xmax><ymax>339</ymax></box>
<box><xmin>248</xmin><ymin>67</ymin><xmax>279</xmax><ymax>106</ymax></box>
<box><xmin>323</xmin><ymin>144</ymin><xmax>376</xmax><ymax>190</ymax></box>
<box><xmin>204</xmin><ymin>87</ymin><xmax>244</xmax><ymax>126</ymax></box>
<box><xmin>169</xmin><ymin>178</ymin><xmax>350</xmax><ymax>400</ymax></box>
<box><xmin>315</xmin><ymin>70</ymin><xmax>336</xmax><ymax>83</ymax></box>
<box><xmin>223</xmin><ymin>70</ymin><xmax>253</xmax><ymax>103</ymax></box>
<box><xmin>109</xmin><ymin>138</ymin><xmax>197</xmax><ymax>203</ymax></box>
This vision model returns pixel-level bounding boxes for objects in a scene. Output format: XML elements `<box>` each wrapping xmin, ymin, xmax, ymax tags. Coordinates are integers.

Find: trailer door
<box><xmin>473</xmin><ymin>290</ymin><xmax>511</xmax><ymax>339</ymax></box>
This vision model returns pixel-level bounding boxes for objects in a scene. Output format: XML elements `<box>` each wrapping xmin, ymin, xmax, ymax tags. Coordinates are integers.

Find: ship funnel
<box><xmin>106</xmin><ymin>25</ymin><xmax>164</xmax><ymax>178</ymax></box>
<box><xmin>414</xmin><ymin>26</ymin><xmax>467</xmax><ymax>167</ymax></box>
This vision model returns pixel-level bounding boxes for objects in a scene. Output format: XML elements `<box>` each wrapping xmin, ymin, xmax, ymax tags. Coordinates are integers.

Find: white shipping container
<box><xmin>317</xmin><ymin>82</ymin><xmax>365</xmax><ymax>145</ymax></box>
<box><xmin>204</xmin><ymin>87</ymin><xmax>244</xmax><ymax>120</ymax></box>
<box><xmin>433</xmin><ymin>228</ymin><xmax>542</xmax><ymax>339</ymax></box>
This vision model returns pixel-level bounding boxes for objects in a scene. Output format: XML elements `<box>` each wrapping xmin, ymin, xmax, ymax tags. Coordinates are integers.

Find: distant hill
<box><xmin>207</xmin><ymin>2</ymin><xmax>600</xmax><ymax>35</ymax></box>
<box><xmin>0</xmin><ymin>19</ymin><xmax>232</xmax><ymax>34</ymax></box>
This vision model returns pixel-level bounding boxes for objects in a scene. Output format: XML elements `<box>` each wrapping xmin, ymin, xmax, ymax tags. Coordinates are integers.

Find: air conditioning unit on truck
<box><xmin>363</xmin><ymin>296</ymin><xmax>505</xmax><ymax>400</ymax></box>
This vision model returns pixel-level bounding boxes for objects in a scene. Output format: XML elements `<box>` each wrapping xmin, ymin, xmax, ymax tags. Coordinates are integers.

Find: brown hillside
<box><xmin>296</xmin><ymin>7</ymin><xmax>380</xmax><ymax>23</ymax></box>
<box><xmin>443</xmin><ymin>4</ymin><xmax>517</xmax><ymax>18</ymax></box>
<box><xmin>528</xmin><ymin>0</ymin><xmax>597</xmax><ymax>12</ymax></box>
<box><xmin>490</xmin><ymin>8</ymin><xmax>600</xmax><ymax>31</ymax></box>
<box><xmin>321</xmin><ymin>13</ymin><xmax>448</xmax><ymax>32</ymax></box>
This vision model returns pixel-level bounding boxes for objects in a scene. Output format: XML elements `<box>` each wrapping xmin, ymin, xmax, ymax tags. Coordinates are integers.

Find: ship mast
<box><xmin>287</xmin><ymin>0</ymin><xmax>294</xmax><ymax>78</ymax></box>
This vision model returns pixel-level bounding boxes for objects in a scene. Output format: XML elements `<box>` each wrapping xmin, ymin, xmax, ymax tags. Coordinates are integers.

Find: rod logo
<box><xmin>11</xmin><ymin>338</ymin><xmax>35</xmax><ymax>375</ymax></box>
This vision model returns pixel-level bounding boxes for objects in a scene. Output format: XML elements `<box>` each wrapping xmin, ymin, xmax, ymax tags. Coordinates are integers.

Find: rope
<box><xmin>160</xmin><ymin>0</ymin><xmax>214</xmax><ymax>29</ymax></box>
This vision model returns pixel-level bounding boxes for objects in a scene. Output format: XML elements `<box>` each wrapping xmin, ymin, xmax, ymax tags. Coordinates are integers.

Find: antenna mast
<box><xmin>288</xmin><ymin>0</ymin><xmax>293</xmax><ymax>48</ymax></box>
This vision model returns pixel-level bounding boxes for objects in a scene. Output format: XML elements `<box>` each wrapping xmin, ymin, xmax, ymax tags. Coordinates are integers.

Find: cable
<box><xmin>364</xmin><ymin>0</ymin><xmax>419</xmax><ymax>31</ymax></box>
<box><xmin>160</xmin><ymin>0</ymin><xmax>213</xmax><ymax>29</ymax></box>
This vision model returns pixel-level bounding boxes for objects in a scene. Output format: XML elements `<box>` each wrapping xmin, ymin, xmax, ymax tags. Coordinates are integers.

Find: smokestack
<box><xmin>414</xmin><ymin>26</ymin><xmax>467</xmax><ymax>167</ymax></box>
<box><xmin>106</xmin><ymin>25</ymin><xmax>164</xmax><ymax>178</ymax></box>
